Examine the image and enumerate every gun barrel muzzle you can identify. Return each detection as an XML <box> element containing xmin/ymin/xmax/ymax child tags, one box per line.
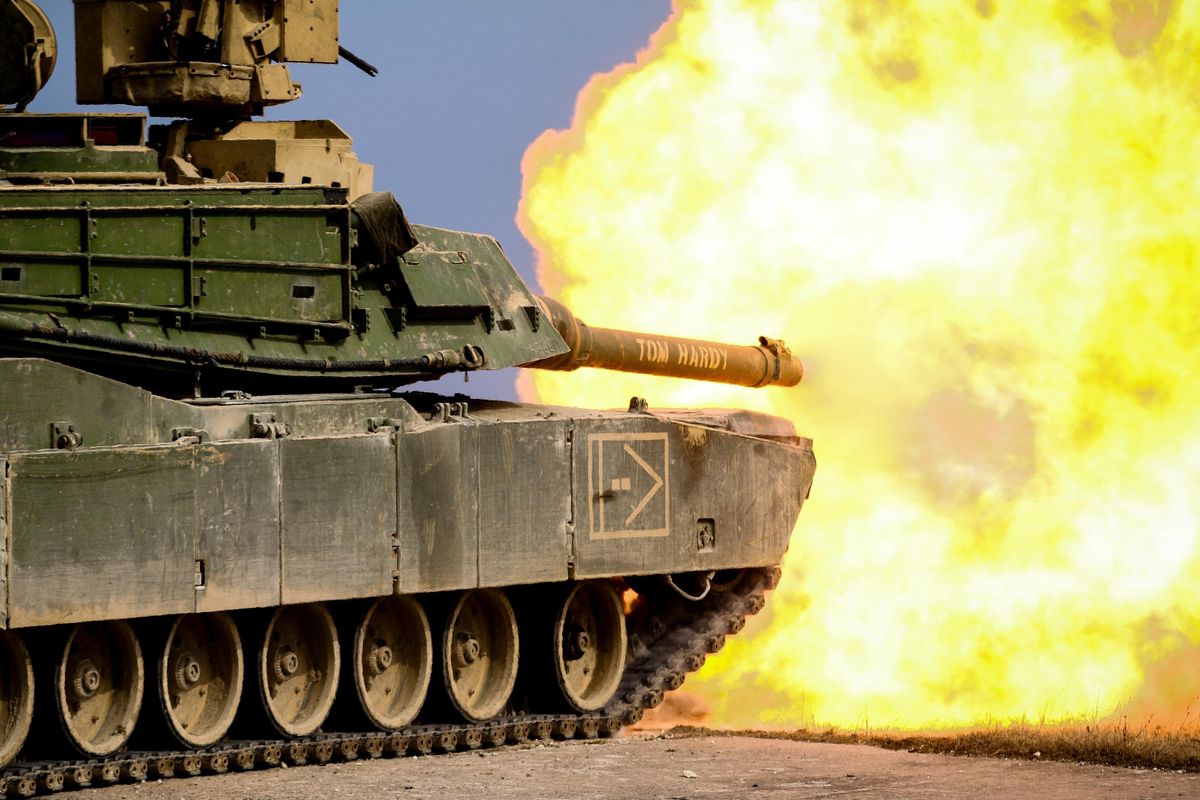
<box><xmin>528</xmin><ymin>296</ymin><xmax>802</xmax><ymax>388</ymax></box>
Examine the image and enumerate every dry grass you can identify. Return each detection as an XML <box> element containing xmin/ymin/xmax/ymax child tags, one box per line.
<box><xmin>663</xmin><ymin>719</ymin><xmax>1200</xmax><ymax>772</ymax></box>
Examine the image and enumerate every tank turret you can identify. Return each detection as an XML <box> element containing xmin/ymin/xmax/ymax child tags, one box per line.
<box><xmin>0</xmin><ymin>182</ymin><xmax>803</xmax><ymax>396</ymax></box>
<box><xmin>0</xmin><ymin>1</ymin><xmax>803</xmax><ymax>396</ymax></box>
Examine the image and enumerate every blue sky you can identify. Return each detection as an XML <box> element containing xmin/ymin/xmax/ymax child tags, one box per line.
<box><xmin>30</xmin><ymin>2</ymin><xmax>672</xmax><ymax>398</ymax></box>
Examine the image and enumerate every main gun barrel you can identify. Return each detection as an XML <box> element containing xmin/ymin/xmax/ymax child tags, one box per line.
<box><xmin>530</xmin><ymin>296</ymin><xmax>802</xmax><ymax>388</ymax></box>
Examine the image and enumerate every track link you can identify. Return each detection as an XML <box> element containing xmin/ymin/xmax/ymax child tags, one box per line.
<box><xmin>0</xmin><ymin>568</ymin><xmax>778</xmax><ymax>797</ymax></box>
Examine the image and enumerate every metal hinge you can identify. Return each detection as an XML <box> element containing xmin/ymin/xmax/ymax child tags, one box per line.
<box><xmin>172</xmin><ymin>427</ymin><xmax>211</xmax><ymax>444</ymax></box>
<box><xmin>523</xmin><ymin>304</ymin><xmax>541</xmax><ymax>332</ymax></box>
<box><xmin>50</xmin><ymin>421</ymin><xmax>82</xmax><ymax>450</ymax></box>
<box><xmin>245</xmin><ymin>21</ymin><xmax>280</xmax><ymax>60</ymax></box>
<box><xmin>565</xmin><ymin>520</ymin><xmax>576</xmax><ymax>577</ymax></box>
<box><xmin>250</xmin><ymin>413</ymin><xmax>291</xmax><ymax>439</ymax></box>
<box><xmin>366</xmin><ymin>417</ymin><xmax>402</xmax><ymax>434</ymax></box>
<box><xmin>430</xmin><ymin>402</ymin><xmax>471</xmax><ymax>423</ymax></box>
<box><xmin>389</xmin><ymin>305</ymin><xmax>408</xmax><ymax>332</ymax></box>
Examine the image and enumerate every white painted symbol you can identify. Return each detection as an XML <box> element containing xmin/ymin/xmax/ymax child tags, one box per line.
<box><xmin>587</xmin><ymin>432</ymin><xmax>670</xmax><ymax>540</ymax></box>
<box><xmin>622</xmin><ymin>444</ymin><xmax>664</xmax><ymax>525</ymax></box>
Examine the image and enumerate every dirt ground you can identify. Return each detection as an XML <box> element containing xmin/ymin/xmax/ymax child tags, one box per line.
<box><xmin>73</xmin><ymin>732</ymin><xmax>1200</xmax><ymax>800</ymax></box>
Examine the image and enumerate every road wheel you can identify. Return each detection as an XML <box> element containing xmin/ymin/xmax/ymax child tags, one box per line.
<box><xmin>258</xmin><ymin>604</ymin><xmax>339</xmax><ymax>736</ymax></box>
<box><xmin>0</xmin><ymin>631</ymin><xmax>33</xmax><ymax>767</ymax></box>
<box><xmin>158</xmin><ymin>612</ymin><xmax>243</xmax><ymax>747</ymax></box>
<box><xmin>552</xmin><ymin>581</ymin><xmax>627</xmax><ymax>711</ymax></box>
<box><xmin>351</xmin><ymin>595</ymin><xmax>432</xmax><ymax>730</ymax></box>
<box><xmin>56</xmin><ymin>621</ymin><xmax>143</xmax><ymax>756</ymax></box>
<box><xmin>439</xmin><ymin>589</ymin><xmax>518</xmax><ymax>722</ymax></box>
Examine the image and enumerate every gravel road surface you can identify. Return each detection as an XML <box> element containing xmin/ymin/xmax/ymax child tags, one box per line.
<box><xmin>73</xmin><ymin>733</ymin><xmax>1200</xmax><ymax>799</ymax></box>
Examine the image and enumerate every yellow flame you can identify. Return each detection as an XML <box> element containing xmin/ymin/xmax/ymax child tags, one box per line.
<box><xmin>518</xmin><ymin>0</ymin><xmax>1200</xmax><ymax>729</ymax></box>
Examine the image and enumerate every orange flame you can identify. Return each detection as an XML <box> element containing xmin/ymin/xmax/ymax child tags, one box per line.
<box><xmin>518</xmin><ymin>0</ymin><xmax>1200</xmax><ymax>729</ymax></box>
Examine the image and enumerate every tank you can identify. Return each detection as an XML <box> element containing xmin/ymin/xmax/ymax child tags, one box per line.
<box><xmin>0</xmin><ymin>1</ymin><xmax>816</xmax><ymax>790</ymax></box>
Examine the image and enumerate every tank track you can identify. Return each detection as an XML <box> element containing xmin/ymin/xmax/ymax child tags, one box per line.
<box><xmin>0</xmin><ymin>568</ymin><xmax>778</xmax><ymax>797</ymax></box>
